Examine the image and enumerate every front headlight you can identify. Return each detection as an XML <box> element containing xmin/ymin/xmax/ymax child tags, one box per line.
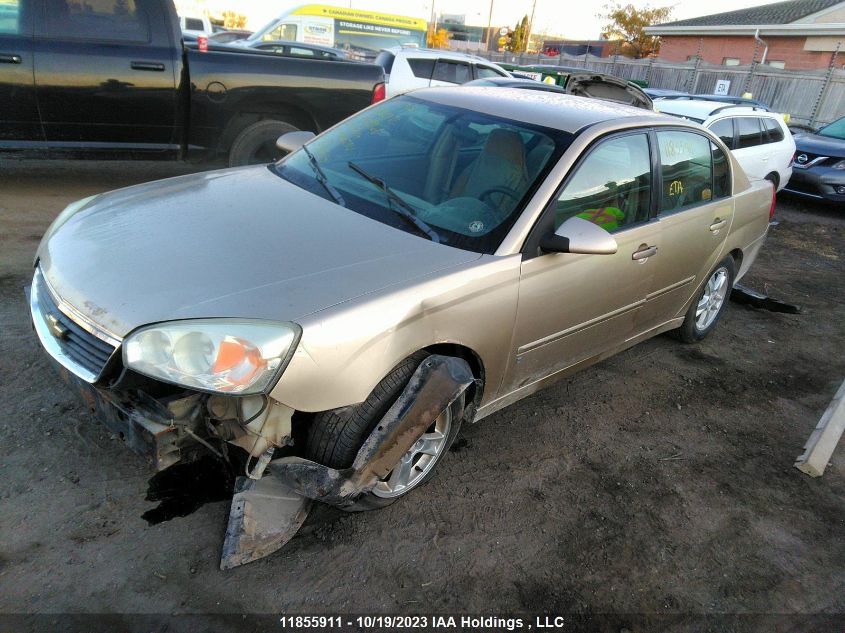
<box><xmin>123</xmin><ymin>319</ymin><xmax>301</xmax><ymax>394</ymax></box>
<box><xmin>831</xmin><ymin>160</ymin><xmax>845</xmax><ymax>170</ymax></box>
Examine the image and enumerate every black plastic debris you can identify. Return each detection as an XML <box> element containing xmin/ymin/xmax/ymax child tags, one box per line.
<box><xmin>730</xmin><ymin>284</ymin><xmax>802</xmax><ymax>314</ymax></box>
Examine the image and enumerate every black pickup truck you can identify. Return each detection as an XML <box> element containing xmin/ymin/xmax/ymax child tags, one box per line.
<box><xmin>0</xmin><ymin>0</ymin><xmax>385</xmax><ymax>165</ymax></box>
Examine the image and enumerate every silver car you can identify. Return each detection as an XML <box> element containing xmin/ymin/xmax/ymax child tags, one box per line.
<box><xmin>30</xmin><ymin>88</ymin><xmax>775</xmax><ymax>567</ymax></box>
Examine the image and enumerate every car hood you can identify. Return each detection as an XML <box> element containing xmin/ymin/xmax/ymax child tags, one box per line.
<box><xmin>794</xmin><ymin>132</ymin><xmax>845</xmax><ymax>159</ymax></box>
<box><xmin>38</xmin><ymin>166</ymin><xmax>480</xmax><ymax>338</ymax></box>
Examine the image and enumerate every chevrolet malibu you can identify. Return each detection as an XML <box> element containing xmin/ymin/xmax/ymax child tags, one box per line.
<box><xmin>30</xmin><ymin>88</ymin><xmax>775</xmax><ymax>567</ymax></box>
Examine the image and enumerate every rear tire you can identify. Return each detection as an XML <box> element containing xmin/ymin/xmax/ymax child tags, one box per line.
<box><xmin>228</xmin><ymin>119</ymin><xmax>299</xmax><ymax>167</ymax></box>
<box><xmin>677</xmin><ymin>256</ymin><xmax>735</xmax><ymax>343</ymax></box>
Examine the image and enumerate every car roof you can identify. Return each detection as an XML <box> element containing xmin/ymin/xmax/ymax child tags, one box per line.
<box><xmin>654</xmin><ymin>98</ymin><xmax>772</xmax><ymax>119</ymax></box>
<box><xmin>412</xmin><ymin>87</ymin><xmax>666</xmax><ymax>133</ymax></box>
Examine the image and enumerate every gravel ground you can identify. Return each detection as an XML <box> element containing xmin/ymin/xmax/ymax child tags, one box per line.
<box><xmin>0</xmin><ymin>160</ymin><xmax>843</xmax><ymax>623</ymax></box>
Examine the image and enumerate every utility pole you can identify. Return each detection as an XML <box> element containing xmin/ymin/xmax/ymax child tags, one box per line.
<box><xmin>525</xmin><ymin>0</ymin><xmax>538</xmax><ymax>53</ymax></box>
<box><xmin>486</xmin><ymin>0</ymin><xmax>494</xmax><ymax>50</ymax></box>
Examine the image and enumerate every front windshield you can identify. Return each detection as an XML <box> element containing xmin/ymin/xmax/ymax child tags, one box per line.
<box><xmin>273</xmin><ymin>96</ymin><xmax>572</xmax><ymax>254</ymax></box>
<box><xmin>818</xmin><ymin>116</ymin><xmax>845</xmax><ymax>140</ymax></box>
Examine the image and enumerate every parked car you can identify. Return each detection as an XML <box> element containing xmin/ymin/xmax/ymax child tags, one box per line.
<box><xmin>375</xmin><ymin>47</ymin><xmax>510</xmax><ymax>97</ymax></box>
<box><xmin>466</xmin><ymin>75</ymin><xmax>653</xmax><ymax>110</ymax></box>
<box><xmin>501</xmin><ymin>63</ymin><xmax>649</xmax><ymax>89</ymax></box>
<box><xmin>654</xmin><ymin>99</ymin><xmax>794</xmax><ymax>191</ymax></box>
<box><xmin>654</xmin><ymin>93</ymin><xmax>771</xmax><ymax>109</ymax></box>
<box><xmin>0</xmin><ymin>0</ymin><xmax>385</xmax><ymax>166</ymax></box>
<box><xmin>30</xmin><ymin>87</ymin><xmax>775</xmax><ymax>567</ymax></box>
<box><xmin>244</xmin><ymin>39</ymin><xmax>349</xmax><ymax>61</ymax></box>
<box><xmin>784</xmin><ymin>116</ymin><xmax>845</xmax><ymax>204</ymax></box>
<box><xmin>208</xmin><ymin>29</ymin><xmax>252</xmax><ymax>44</ymax></box>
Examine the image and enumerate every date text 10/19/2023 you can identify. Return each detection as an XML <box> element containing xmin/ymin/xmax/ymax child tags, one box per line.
<box><xmin>278</xmin><ymin>616</ymin><xmax>572</xmax><ymax>630</ymax></box>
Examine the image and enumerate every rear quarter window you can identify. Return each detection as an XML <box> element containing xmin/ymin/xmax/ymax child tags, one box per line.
<box><xmin>763</xmin><ymin>117</ymin><xmax>785</xmax><ymax>143</ymax></box>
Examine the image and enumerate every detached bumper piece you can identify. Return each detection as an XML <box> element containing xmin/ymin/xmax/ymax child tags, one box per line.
<box><xmin>220</xmin><ymin>355</ymin><xmax>474</xmax><ymax>569</ymax></box>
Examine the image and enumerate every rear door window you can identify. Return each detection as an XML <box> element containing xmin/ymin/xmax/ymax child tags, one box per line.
<box><xmin>407</xmin><ymin>57</ymin><xmax>435</xmax><ymax>79</ymax></box>
<box><xmin>45</xmin><ymin>0</ymin><xmax>149</xmax><ymax>41</ymax></box>
<box><xmin>763</xmin><ymin>117</ymin><xmax>784</xmax><ymax>143</ymax></box>
<box><xmin>432</xmin><ymin>59</ymin><xmax>472</xmax><ymax>84</ymax></box>
<box><xmin>709</xmin><ymin>118</ymin><xmax>735</xmax><ymax>149</ymax></box>
<box><xmin>657</xmin><ymin>130</ymin><xmax>715</xmax><ymax>213</ymax></box>
<box><xmin>737</xmin><ymin>117</ymin><xmax>763</xmax><ymax>149</ymax></box>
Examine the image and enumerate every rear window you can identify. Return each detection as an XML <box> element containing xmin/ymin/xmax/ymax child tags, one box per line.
<box><xmin>763</xmin><ymin>117</ymin><xmax>785</xmax><ymax>143</ymax></box>
<box><xmin>408</xmin><ymin>58</ymin><xmax>435</xmax><ymax>79</ymax></box>
<box><xmin>184</xmin><ymin>17</ymin><xmax>204</xmax><ymax>31</ymax></box>
<box><xmin>737</xmin><ymin>117</ymin><xmax>762</xmax><ymax>149</ymax></box>
<box><xmin>375</xmin><ymin>51</ymin><xmax>395</xmax><ymax>74</ymax></box>
<box><xmin>46</xmin><ymin>0</ymin><xmax>149</xmax><ymax>41</ymax></box>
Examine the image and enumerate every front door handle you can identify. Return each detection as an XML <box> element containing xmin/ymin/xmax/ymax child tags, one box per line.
<box><xmin>710</xmin><ymin>218</ymin><xmax>728</xmax><ymax>233</ymax></box>
<box><xmin>0</xmin><ymin>54</ymin><xmax>22</xmax><ymax>64</ymax></box>
<box><xmin>130</xmin><ymin>61</ymin><xmax>165</xmax><ymax>71</ymax></box>
<box><xmin>632</xmin><ymin>245</ymin><xmax>658</xmax><ymax>261</ymax></box>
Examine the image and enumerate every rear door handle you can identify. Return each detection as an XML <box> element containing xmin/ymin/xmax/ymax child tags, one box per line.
<box><xmin>710</xmin><ymin>218</ymin><xmax>728</xmax><ymax>232</ymax></box>
<box><xmin>0</xmin><ymin>54</ymin><xmax>22</xmax><ymax>64</ymax></box>
<box><xmin>632</xmin><ymin>245</ymin><xmax>658</xmax><ymax>261</ymax></box>
<box><xmin>130</xmin><ymin>61</ymin><xmax>165</xmax><ymax>71</ymax></box>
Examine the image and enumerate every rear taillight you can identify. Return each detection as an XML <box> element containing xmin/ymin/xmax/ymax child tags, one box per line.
<box><xmin>769</xmin><ymin>181</ymin><xmax>777</xmax><ymax>221</ymax></box>
<box><xmin>371</xmin><ymin>82</ymin><xmax>386</xmax><ymax>104</ymax></box>
<box><xmin>198</xmin><ymin>35</ymin><xmax>208</xmax><ymax>52</ymax></box>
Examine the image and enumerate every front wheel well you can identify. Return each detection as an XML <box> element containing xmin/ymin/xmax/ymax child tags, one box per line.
<box><xmin>219</xmin><ymin>105</ymin><xmax>318</xmax><ymax>154</ymax></box>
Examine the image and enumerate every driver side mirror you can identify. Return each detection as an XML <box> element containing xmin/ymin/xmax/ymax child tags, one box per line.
<box><xmin>540</xmin><ymin>216</ymin><xmax>618</xmax><ymax>255</ymax></box>
<box><xmin>276</xmin><ymin>131</ymin><xmax>316</xmax><ymax>154</ymax></box>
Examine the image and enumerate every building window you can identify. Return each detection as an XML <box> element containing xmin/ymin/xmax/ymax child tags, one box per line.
<box><xmin>723</xmin><ymin>58</ymin><xmax>741</xmax><ymax>66</ymax></box>
<box><xmin>767</xmin><ymin>60</ymin><xmax>786</xmax><ymax>69</ymax></box>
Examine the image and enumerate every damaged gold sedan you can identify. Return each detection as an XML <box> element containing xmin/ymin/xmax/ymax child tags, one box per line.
<box><xmin>30</xmin><ymin>88</ymin><xmax>775</xmax><ymax>568</ymax></box>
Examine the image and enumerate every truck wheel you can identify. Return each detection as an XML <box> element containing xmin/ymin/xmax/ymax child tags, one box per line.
<box><xmin>304</xmin><ymin>351</ymin><xmax>462</xmax><ymax>511</ymax></box>
<box><xmin>228</xmin><ymin>119</ymin><xmax>299</xmax><ymax>167</ymax></box>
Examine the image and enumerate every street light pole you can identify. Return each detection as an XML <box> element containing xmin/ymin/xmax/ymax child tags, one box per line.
<box><xmin>486</xmin><ymin>0</ymin><xmax>494</xmax><ymax>49</ymax></box>
<box><xmin>526</xmin><ymin>0</ymin><xmax>537</xmax><ymax>52</ymax></box>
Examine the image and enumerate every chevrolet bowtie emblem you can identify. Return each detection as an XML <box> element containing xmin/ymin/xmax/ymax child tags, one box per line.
<box><xmin>45</xmin><ymin>313</ymin><xmax>69</xmax><ymax>340</ymax></box>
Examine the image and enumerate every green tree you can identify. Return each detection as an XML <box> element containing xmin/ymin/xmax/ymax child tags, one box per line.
<box><xmin>599</xmin><ymin>3</ymin><xmax>673</xmax><ymax>58</ymax></box>
<box><xmin>506</xmin><ymin>15</ymin><xmax>529</xmax><ymax>53</ymax></box>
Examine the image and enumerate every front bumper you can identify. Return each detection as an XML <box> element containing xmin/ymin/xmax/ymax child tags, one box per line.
<box><xmin>784</xmin><ymin>165</ymin><xmax>845</xmax><ymax>203</ymax></box>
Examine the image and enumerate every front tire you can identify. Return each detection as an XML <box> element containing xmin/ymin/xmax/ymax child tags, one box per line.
<box><xmin>303</xmin><ymin>351</ymin><xmax>462</xmax><ymax>511</ymax></box>
<box><xmin>677</xmin><ymin>256</ymin><xmax>735</xmax><ymax>343</ymax></box>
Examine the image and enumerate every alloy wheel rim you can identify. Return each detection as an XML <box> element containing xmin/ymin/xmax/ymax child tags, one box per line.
<box><xmin>695</xmin><ymin>267</ymin><xmax>729</xmax><ymax>331</ymax></box>
<box><xmin>372</xmin><ymin>407</ymin><xmax>452</xmax><ymax>498</ymax></box>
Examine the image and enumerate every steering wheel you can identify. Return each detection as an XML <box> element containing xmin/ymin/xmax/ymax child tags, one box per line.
<box><xmin>478</xmin><ymin>186</ymin><xmax>521</xmax><ymax>205</ymax></box>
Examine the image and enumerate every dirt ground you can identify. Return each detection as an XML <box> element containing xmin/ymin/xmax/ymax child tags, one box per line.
<box><xmin>1</xmin><ymin>159</ymin><xmax>843</xmax><ymax>621</ymax></box>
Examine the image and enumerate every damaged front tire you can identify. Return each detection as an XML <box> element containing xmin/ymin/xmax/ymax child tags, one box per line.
<box><xmin>304</xmin><ymin>351</ymin><xmax>462</xmax><ymax>510</ymax></box>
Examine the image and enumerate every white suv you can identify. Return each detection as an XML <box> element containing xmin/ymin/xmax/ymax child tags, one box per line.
<box><xmin>375</xmin><ymin>47</ymin><xmax>510</xmax><ymax>98</ymax></box>
<box><xmin>654</xmin><ymin>99</ymin><xmax>794</xmax><ymax>191</ymax></box>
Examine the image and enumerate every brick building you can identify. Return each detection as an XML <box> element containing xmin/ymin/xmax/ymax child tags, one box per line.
<box><xmin>645</xmin><ymin>0</ymin><xmax>845</xmax><ymax>70</ymax></box>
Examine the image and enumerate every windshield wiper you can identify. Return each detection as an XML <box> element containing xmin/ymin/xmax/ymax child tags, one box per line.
<box><xmin>347</xmin><ymin>161</ymin><xmax>441</xmax><ymax>243</ymax></box>
<box><xmin>303</xmin><ymin>146</ymin><xmax>346</xmax><ymax>207</ymax></box>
